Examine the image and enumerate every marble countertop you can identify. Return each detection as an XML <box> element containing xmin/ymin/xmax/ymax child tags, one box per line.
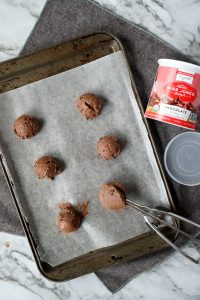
<box><xmin>0</xmin><ymin>232</ymin><xmax>200</xmax><ymax>300</ymax></box>
<box><xmin>0</xmin><ymin>0</ymin><xmax>200</xmax><ymax>299</ymax></box>
<box><xmin>93</xmin><ymin>0</ymin><xmax>200</xmax><ymax>63</ymax></box>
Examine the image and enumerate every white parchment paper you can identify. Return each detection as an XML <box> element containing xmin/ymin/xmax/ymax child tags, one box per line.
<box><xmin>0</xmin><ymin>51</ymin><xmax>169</xmax><ymax>266</ymax></box>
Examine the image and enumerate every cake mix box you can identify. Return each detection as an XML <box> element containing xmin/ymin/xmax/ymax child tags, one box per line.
<box><xmin>145</xmin><ymin>59</ymin><xmax>200</xmax><ymax>130</ymax></box>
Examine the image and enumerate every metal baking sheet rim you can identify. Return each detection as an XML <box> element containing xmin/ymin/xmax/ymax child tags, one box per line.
<box><xmin>0</xmin><ymin>32</ymin><xmax>178</xmax><ymax>281</ymax></box>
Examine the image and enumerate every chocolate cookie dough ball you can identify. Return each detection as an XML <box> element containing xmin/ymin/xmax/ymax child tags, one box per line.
<box><xmin>97</xmin><ymin>136</ymin><xmax>120</xmax><ymax>160</ymax></box>
<box><xmin>14</xmin><ymin>114</ymin><xmax>40</xmax><ymax>139</ymax></box>
<box><xmin>57</xmin><ymin>203</ymin><xmax>82</xmax><ymax>233</ymax></box>
<box><xmin>76</xmin><ymin>93</ymin><xmax>101</xmax><ymax>120</ymax></box>
<box><xmin>34</xmin><ymin>156</ymin><xmax>62</xmax><ymax>180</ymax></box>
<box><xmin>99</xmin><ymin>182</ymin><xmax>126</xmax><ymax>211</ymax></box>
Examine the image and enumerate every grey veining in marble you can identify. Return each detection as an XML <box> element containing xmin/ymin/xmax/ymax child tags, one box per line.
<box><xmin>92</xmin><ymin>0</ymin><xmax>200</xmax><ymax>63</ymax></box>
<box><xmin>0</xmin><ymin>0</ymin><xmax>46</xmax><ymax>61</ymax></box>
<box><xmin>0</xmin><ymin>232</ymin><xmax>200</xmax><ymax>299</ymax></box>
<box><xmin>0</xmin><ymin>0</ymin><xmax>200</xmax><ymax>64</ymax></box>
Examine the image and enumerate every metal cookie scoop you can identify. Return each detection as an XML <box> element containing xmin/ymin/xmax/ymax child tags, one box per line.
<box><xmin>126</xmin><ymin>199</ymin><xmax>200</xmax><ymax>264</ymax></box>
<box><xmin>98</xmin><ymin>182</ymin><xmax>200</xmax><ymax>263</ymax></box>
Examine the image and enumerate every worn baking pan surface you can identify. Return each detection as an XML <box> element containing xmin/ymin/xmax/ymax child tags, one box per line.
<box><xmin>0</xmin><ymin>34</ymin><xmax>176</xmax><ymax>280</ymax></box>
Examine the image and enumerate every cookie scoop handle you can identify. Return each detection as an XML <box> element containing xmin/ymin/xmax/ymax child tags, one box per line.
<box><xmin>126</xmin><ymin>199</ymin><xmax>200</xmax><ymax>264</ymax></box>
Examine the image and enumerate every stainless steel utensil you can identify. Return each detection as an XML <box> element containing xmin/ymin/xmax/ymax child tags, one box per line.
<box><xmin>126</xmin><ymin>199</ymin><xmax>200</xmax><ymax>264</ymax></box>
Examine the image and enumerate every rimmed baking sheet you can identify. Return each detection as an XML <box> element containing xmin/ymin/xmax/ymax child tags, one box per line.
<box><xmin>0</xmin><ymin>51</ymin><xmax>169</xmax><ymax>266</ymax></box>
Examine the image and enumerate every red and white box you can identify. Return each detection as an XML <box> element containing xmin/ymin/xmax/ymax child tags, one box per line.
<box><xmin>145</xmin><ymin>59</ymin><xmax>200</xmax><ymax>130</ymax></box>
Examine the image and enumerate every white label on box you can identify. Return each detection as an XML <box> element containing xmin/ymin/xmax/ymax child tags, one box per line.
<box><xmin>176</xmin><ymin>69</ymin><xmax>194</xmax><ymax>84</ymax></box>
<box><xmin>159</xmin><ymin>103</ymin><xmax>191</xmax><ymax>120</ymax></box>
